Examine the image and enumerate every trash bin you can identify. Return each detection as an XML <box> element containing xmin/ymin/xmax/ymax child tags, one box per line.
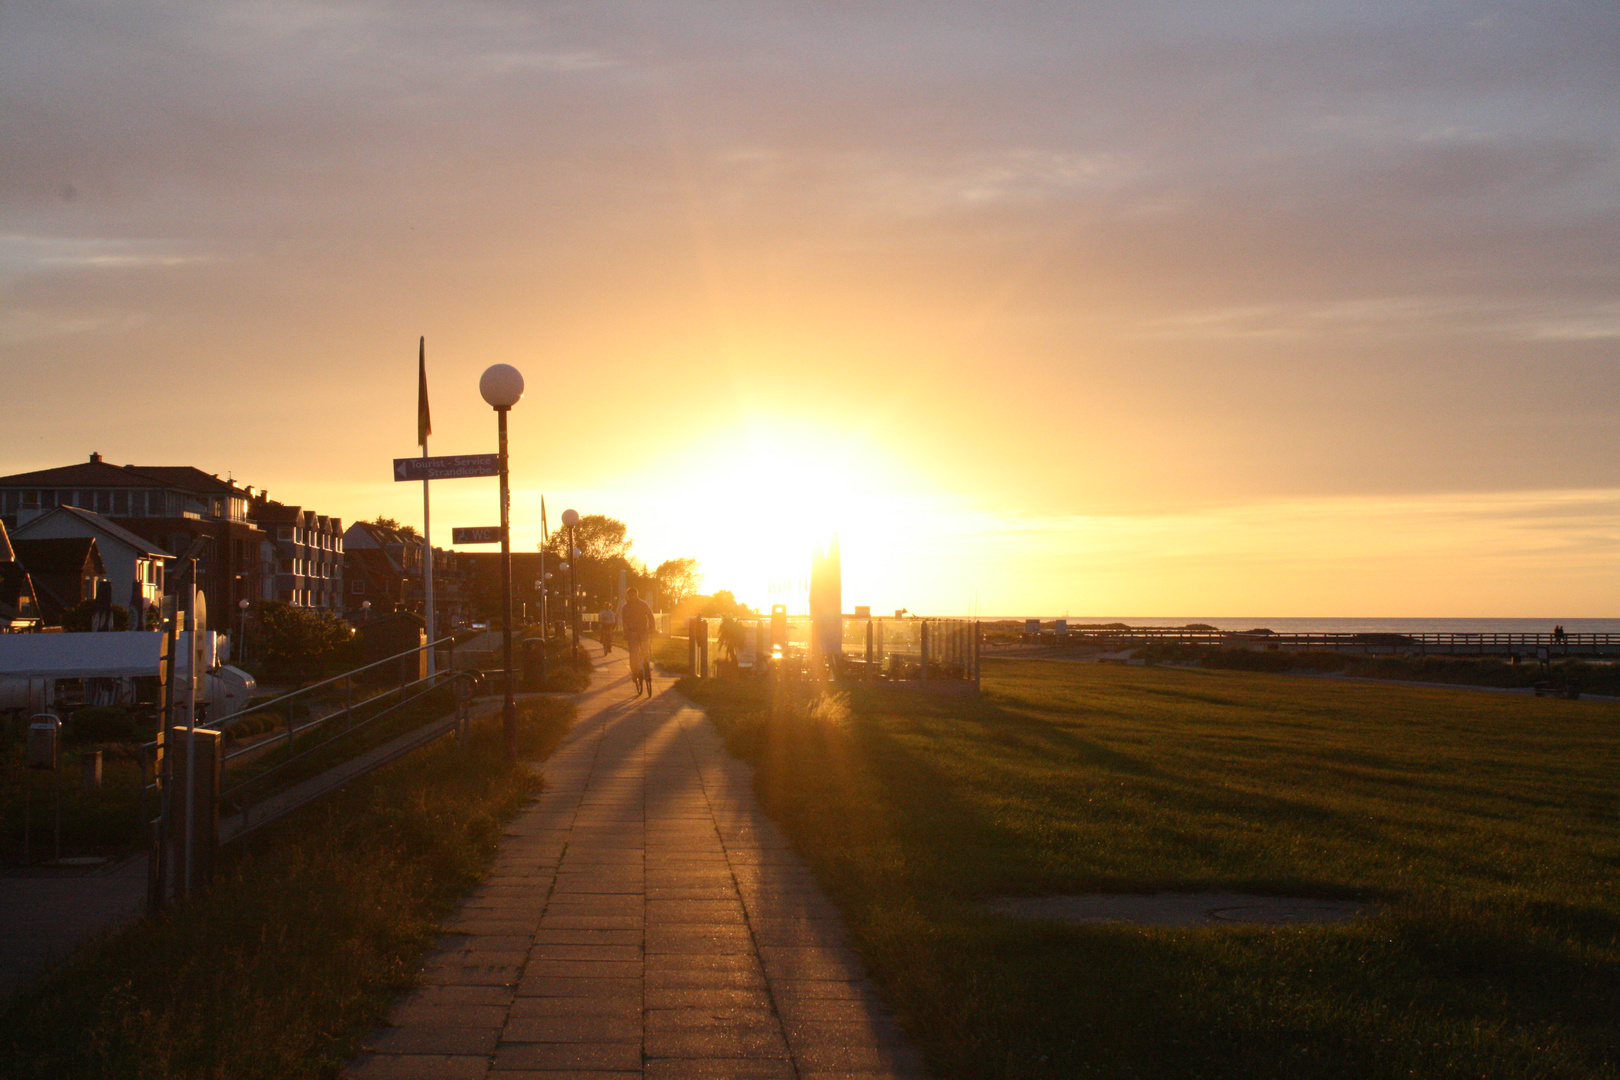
<box><xmin>27</xmin><ymin>714</ymin><xmax>60</xmax><ymax>770</ymax></box>
<box><xmin>521</xmin><ymin>638</ymin><xmax>547</xmax><ymax>691</ymax></box>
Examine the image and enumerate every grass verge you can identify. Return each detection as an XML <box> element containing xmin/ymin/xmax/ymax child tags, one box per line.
<box><xmin>682</xmin><ymin>660</ymin><xmax>1620</xmax><ymax>1079</ymax></box>
<box><xmin>0</xmin><ymin>696</ymin><xmax>572</xmax><ymax>1080</ymax></box>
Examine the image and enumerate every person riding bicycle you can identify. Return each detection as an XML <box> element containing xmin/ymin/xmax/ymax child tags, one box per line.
<box><xmin>621</xmin><ymin>587</ymin><xmax>656</xmax><ymax>696</ymax></box>
<box><xmin>598</xmin><ymin>603</ymin><xmax>616</xmax><ymax>656</ymax></box>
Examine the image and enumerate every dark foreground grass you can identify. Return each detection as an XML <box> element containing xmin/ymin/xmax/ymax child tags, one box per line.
<box><xmin>0</xmin><ymin>697</ymin><xmax>571</xmax><ymax>1080</ymax></box>
<box><xmin>683</xmin><ymin>660</ymin><xmax>1620</xmax><ymax>1079</ymax></box>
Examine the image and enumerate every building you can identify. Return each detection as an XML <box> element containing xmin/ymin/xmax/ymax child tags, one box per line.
<box><xmin>342</xmin><ymin>520</ymin><xmax>421</xmax><ymax>617</ymax></box>
<box><xmin>0</xmin><ymin>454</ymin><xmax>265</xmax><ymax>621</ymax></box>
<box><xmin>11</xmin><ymin>536</ymin><xmax>106</xmax><ymax>626</ymax></box>
<box><xmin>252</xmin><ymin>499</ymin><xmax>344</xmax><ymax>609</ymax></box>
<box><xmin>0</xmin><ymin>520</ymin><xmax>43</xmax><ymax>631</ymax></box>
<box><xmin>342</xmin><ymin>520</ymin><xmax>469</xmax><ymax>635</ymax></box>
<box><xmin>457</xmin><ymin>551</ymin><xmax>548</xmax><ymax>627</ymax></box>
<box><xmin>12</xmin><ymin>505</ymin><xmax>171</xmax><ymax>621</ymax></box>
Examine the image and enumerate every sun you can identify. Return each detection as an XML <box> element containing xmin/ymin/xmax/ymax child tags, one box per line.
<box><xmin>660</xmin><ymin>422</ymin><xmax>910</xmax><ymax>613</ymax></box>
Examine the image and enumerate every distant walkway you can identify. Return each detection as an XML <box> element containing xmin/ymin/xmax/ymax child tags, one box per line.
<box><xmin>344</xmin><ymin>653</ymin><xmax>928</xmax><ymax>1079</ymax></box>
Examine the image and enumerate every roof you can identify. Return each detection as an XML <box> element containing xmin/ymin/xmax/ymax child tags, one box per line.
<box><xmin>254</xmin><ymin>500</ymin><xmax>304</xmax><ymax>523</ymax></box>
<box><xmin>0</xmin><ymin>459</ymin><xmax>166</xmax><ymax>489</ymax></box>
<box><xmin>0</xmin><ymin>564</ymin><xmax>40</xmax><ymax>622</ymax></box>
<box><xmin>13</xmin><ymin>505</ymin><xmax>174</xmax><ymax>559</ymax></box>
<box><xmin>0</xmin><ymin>456</ymin><xmax>250</xmax><ymax>497</ymax></box>
<box><xmin>0</xmin><ymin>519</ymin><xmax>11</xmax><ymax>562</ymax></box>
<box><xmin>126</xmin><ymin>466</ymin><xmax>245</xmax><ymax>496</ymax></box>
<box><xmin>12</xmin><ymin>536</ymin><xmax>103</xmax><ymax>577</ymax></box>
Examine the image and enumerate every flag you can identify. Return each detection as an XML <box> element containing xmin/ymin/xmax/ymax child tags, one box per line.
<box><xmin>417</xmin><ymin>336</ymin><xmax>431</xmax><ymax>446</ymax></box>
<box><xmin>541</xmin><ymin>496</ymin><xmax>549</xmax><ymax>545</ymax></box>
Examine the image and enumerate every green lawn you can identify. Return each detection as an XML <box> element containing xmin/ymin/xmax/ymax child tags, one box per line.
<box><xmin>683</xmin><ymin>659</ymin><xmax>1620</xmax><ymax>1079</ymax></box>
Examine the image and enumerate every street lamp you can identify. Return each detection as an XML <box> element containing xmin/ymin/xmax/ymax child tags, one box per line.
<box><xmin>481</xmin><ymin>363</ymin><xmax>525</xmax><ymax>760</ymax></box>
<box><xmin>561</xmin><ymin>509</ymin><xmax>580</xmax><ymax>658</ymax></box>
<box><xmin>237</xmin><ymin>598</ymin><xmax>250</xmax><ymax>665</ymax></box>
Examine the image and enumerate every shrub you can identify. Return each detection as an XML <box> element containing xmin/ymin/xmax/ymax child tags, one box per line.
<box><xmin>68</xmin><ymin>706</ymin><xmax>135</xmax><ymax>744</ymax></box>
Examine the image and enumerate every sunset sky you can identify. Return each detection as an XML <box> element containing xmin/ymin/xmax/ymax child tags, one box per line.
<box><xmin>3</xmin><ymin>1</ymin><xmax>1617</xmax><ymax>616</ymax></box>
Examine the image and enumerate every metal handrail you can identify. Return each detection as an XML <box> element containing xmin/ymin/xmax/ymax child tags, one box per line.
<box><xmin>209</xmin><ymin>634</ymin><xmax>458</xmax><ymax>732</ymax></box>
<box><xmin>217</xmin><ymin>666</ymin><xmax>470</xmax><ymax>813</ymax></box>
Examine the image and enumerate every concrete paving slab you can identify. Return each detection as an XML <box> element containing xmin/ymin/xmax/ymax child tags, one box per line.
<box><xmin>343</xmin><ymin>655</ymin><xmax>928</xmax><ymax>1079</ymax></box>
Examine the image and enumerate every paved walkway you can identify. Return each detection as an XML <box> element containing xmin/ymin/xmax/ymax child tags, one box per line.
<box><xmin>345</xmin><ymin>654</ymin><xmax>928</xmax><ymax>1080</ymax></box>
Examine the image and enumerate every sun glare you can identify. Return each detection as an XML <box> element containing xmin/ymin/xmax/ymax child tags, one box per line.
<box><xmin>663</xmin><ymin>422</ymin><xmax>918</xmax><ymax>613</ymax></box>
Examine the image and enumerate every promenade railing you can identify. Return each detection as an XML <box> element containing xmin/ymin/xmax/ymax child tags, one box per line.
<box><xmin>686</xmin><ymin>615</ymin><xmax>980</xmax><ymax>684</ymax></box>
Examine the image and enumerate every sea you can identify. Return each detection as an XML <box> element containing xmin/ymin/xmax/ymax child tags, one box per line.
<box><xmin>983</xmin><ymin>618</ymin><xmax>1620</xmax><ymax>635</ymax></box>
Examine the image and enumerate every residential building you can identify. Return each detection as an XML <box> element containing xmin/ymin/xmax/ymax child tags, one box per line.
<box><xmin>253</xmin><ymin>499</ymin><xmax>344</xmax><ymax>609</ymax></box>
<box><xmin>0</xmin><ymin>520</ymin><xmax>42</xmax><ymax>631</ymax></box>
<box><xmin>457</xmin><ymin>551</ymin><xmax>549</xmax><ymax>626</ymax></box>
<box><xmin>11</xmin><ymin>536</ymin><xmax>106</xmax><ymax>626</ymax></box>
<box><xmin>342</xmin><ymin>520</ymin><xmax>421</xmax><ymax>617</ymax></box>
<box><xmin>341</xmin><ymin>520</ymin><xmax>467</xmax><ymax>635</ymax></box>
<box><xmin>12</xmin><ymin>505</ymin><xmax>171</xmax><ymax>621</ymax></box>
<box><xmin>0</xmin><ymin>454</ymin><xmax>265</xmax><ymax>621</ymax></box>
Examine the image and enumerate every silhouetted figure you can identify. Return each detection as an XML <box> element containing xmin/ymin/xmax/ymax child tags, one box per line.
<box><xmin>621</xmin><ymin>587</ymin><xmax>655</xmax><ymax>696</ymax></box>
<box><xmin>599</xmin><ymin>604</ymin><xmax>616</xmax><ymax>655</ymax></box>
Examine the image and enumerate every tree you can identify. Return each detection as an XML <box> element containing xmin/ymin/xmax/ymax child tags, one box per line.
<box><xmin>371</xmin><ymin>515</ymin><xmax>420</xmax><ymax>539</ymax></box>
<box><xmin>543</xmin><ymin>514</ymin><xmax>630</xmax><ymax>563</ymax></box>
<box><xmin>257</xmin><ymin>602</ymin><xmax>352</xmax><ymax>674</ymax></box>
<box><xmin>653</xmin><ymin>557</ymin><xmax>701</xmax><ymax>604</ymax></box>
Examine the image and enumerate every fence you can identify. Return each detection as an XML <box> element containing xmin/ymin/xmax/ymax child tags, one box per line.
<box><xmin>685</xmin><ymin>615</ymin><xmax>980</xmax><ymax>686</ymax></box>
<box><xmin>1041</xmin><ymin>627</ymin><xmax>1620</xmax><ymax>657</ymax></box>
<box><xmin>138</xmin><ymin>635</ymin><xmax>475</xmax><ymax>907</ymax></box>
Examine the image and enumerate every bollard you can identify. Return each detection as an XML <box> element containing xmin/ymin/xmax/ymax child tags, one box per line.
<box><xmin>82</xmin><ymin>749</ymin><xmax>103</xmax><ymax>793</ymax></box>
<box><xmin>167</xmin><ymin>727</ymin><xmax>223</xmax><ymax>895</ymax></box>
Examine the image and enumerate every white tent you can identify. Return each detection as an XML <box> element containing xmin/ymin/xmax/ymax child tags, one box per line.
<box><xmin>0</xmin><ymin>631</ymin><xmax>216</xmax><ymax>678</ymax></box>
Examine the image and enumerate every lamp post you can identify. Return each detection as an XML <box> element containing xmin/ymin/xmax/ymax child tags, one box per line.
<box><xmin>481</xmin><ymin>363</ymin><xmax>525</xmax><ymax>760</ymax></box>
<box><xmin>561</xmin><ymin>509</ymin><xmax>580</xmax><ymax>658</ymax></box>
<box><xmin>237</xmin><ymin>598</ymin><xmax>249</xmax><ymax>665</ymax></box>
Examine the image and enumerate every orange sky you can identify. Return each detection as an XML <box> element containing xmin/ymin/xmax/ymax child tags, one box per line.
<box><xmin>3</xmin><ymin>2</ymin><xmax>1618</xmax><ymax>615</ymax></box>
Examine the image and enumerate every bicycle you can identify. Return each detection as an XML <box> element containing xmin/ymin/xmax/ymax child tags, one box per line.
<box><xmin>627</xmin><ymin>634</ymin><xmax>652</xmax><ymax>697</ymax></box>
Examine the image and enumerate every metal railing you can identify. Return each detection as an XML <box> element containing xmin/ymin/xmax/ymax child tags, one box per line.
<box><xmin>1030</xmin><ymin>627</ymin><xmax>1620</xmax><ymax>655</ymax></box>
<box><xmin>137</xmin><ymin>635</ymin><xmax>480</xmax><ymax>906</ymax></box>
<box><xmin>686</xmin><ymin>615</ymin><xmax>981</xmax><ymax>684</ymax></box>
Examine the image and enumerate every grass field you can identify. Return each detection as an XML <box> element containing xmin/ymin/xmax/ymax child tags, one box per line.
<box><xmin>0</xmin><ymin>697</ymin><xmax>572</xmax><ymax>1080</ymax></box>
<box><xmin>683</xmin><ymin>658</ymin><xmax>1620</xmax><ymax>1079</ymax></box>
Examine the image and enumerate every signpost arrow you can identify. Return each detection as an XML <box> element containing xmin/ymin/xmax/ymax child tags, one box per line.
<box><xmin>452</xmin><ymin>526</ymin><xmax>503</xmax><ymax>545</ymax></box>
<box><xmin>392</xmin><ymin>454</ymin><xmax>500</xmax><ymax>482</ymax></box>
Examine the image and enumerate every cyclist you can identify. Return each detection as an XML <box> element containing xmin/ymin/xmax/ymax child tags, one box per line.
<box><xmin>598</xmin><ymin>603</ymin><xmax>616</xmax><ymax>656</ymax></box>
<box><xmin>621</xmin><ymin>587</ymin><xmax>655</xmax><ymax>696</ymax></box>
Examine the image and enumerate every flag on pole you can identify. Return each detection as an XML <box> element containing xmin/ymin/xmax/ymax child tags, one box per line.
<box><xmin>541</xmin><ymin>496</ymin><xmax>549</xmax><ymax>546</ymax></box>
<box><xmin>417</xmin><ymin>336</ymin><xmax>431</xmax><ymax>446</ymax></box>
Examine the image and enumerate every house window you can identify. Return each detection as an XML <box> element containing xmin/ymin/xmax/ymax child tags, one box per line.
<box><xmin>351</xmin><ymin>580</ymin><xmax>366</xmax><ymax>595</ymax></box>
<box><xmin>113</xmin><ymin>491</ymin><xmax>130</xmax><ymax>514</ymax></box>
<box><xmin>147</xmin><ymin>492</ymin><xmax>164</xmax><ymax>515</ymax></box>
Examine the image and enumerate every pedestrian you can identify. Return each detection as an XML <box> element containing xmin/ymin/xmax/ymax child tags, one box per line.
<box><xmin>599</xmin><ymin>602</ymin><xmax>616</xmax><ymax>656</ymax></box>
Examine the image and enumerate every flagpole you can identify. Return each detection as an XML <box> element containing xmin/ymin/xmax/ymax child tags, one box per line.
<box><xmin>419</xmin><ymin>337</ymin><xmax>436</xmax><ymax>676</ymax></box>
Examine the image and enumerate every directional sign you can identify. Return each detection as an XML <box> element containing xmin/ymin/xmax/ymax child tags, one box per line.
<box><xmin>452</xmin><ymin>526</ymin><xmax>503</xmax><ymax>545</ymax></box>
<box><xmin>392</xmin><ymin>454</ymin><xmax>500</xmax><ymax>482</ymax></box>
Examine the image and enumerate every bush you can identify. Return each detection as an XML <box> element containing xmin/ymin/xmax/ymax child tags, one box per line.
<box><xmin>68</xmin><ymin>706</ymin><xmax>135</xmax><ymax>744</ymax></box>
